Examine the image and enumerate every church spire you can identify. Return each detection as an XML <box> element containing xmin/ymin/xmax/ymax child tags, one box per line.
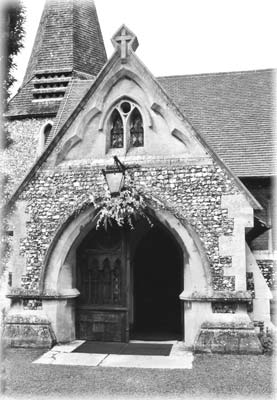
<box><xmin>6</xmin><ymin>0</ymin><xmax>107</xmax><ymax>117</ymax></box>
<box><xmin>23</xmin><ymin>0</ymin><xmax>107</xmax><ymax>84</ymax></box>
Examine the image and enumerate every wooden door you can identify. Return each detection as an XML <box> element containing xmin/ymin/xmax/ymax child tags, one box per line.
<box><xmin>76</xmin><ymin>226</ymin><xmax>128</xmax><ymax>342</ymax></box>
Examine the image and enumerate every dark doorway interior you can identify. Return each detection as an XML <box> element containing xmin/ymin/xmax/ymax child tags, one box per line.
<box><xmin>132</xmin><ymin>225</ymin><xmax>183</xmax><ymax>340</ymax></box>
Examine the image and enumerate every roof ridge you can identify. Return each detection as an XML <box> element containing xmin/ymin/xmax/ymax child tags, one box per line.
<box><xmin>157</xmin><ymin>68</ymin><xmax>276</xmax><ymax>80</ymax></box>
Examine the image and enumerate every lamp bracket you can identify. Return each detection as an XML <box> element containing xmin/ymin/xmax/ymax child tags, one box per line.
<box><xmin>113</xmin><ymin>156</ymin><xmax>127</xmax><ymax>172</ymax></box>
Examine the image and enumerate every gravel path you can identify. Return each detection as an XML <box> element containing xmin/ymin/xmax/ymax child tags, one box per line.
<box><xmin>2</xmin><ymin>348</ymin><xmax>275</xmax><ymax>399</ymax></box>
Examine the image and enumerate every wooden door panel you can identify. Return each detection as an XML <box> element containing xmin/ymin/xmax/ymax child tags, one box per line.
<box><xmin>79</xmin><ymin>254</ymin><xmax>124</xmax><ymax>306</ymax></box>
<box><xmin>76</xmin><ymin>227</ymin><xmax>128</xmax><ymax>342</ymax></box>
<box><xmin>76</xmin><ymin>309</ymin><xmax>127</xmax><ymax>342</ymax></box>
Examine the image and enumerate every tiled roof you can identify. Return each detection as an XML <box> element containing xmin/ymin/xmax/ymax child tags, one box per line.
<box><xmin>6</xmin><ymin>72</ymin><xmax>91</xmax><ymax>119</ymax></box>
<box><xmin>7</xmin><ymin>64</ymin><xmax>275</xmax><ymax>178</ymax></box>
<box><xmin>6</xmin><ymin>0</ymin><xmax>106</xmax><ymax>118</ymax></box>
<box><xmin>23</xmin><ymin>0</ymin><xmax>106</xmax><ymax>85</ymax></box>
<box><xmin>48</xmin><ymin>69</ymin><xmax>276</xmax><ymax>178</ymax></box>
<box><xmin>157</xmin><ymin>69</ymin><xmax>276</xmax><ymax>177</ymax></box>
<box><xmin>6</xmin><ymin>80</ymin><xmax>61</xmax><ymax>118</ymax></box>
<box><xmin>49</xmin><ymin>79</ymin><xmax>93</xmax><ymax>142</ymax></box>
<box><xmin>37</xmin><ymin>69</ymin><xmax>275</xmax><ymax>178</ymax></box>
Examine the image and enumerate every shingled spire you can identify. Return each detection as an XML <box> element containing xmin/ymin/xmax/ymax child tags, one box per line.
<box><xmin>6</xmin><ymin>0</ymin><xmax>107</xmax><ymax>117</ymax></box>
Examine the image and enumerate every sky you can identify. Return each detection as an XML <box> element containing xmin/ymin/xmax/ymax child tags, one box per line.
<box><xmin>11</xmin><ymin>0</ymin><xmax>276</xmax><ymax>96</ymax></box>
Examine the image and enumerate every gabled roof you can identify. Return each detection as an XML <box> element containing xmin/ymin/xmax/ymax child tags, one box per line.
<box><xmin>6</xmin><ymin>0</ymin><xmax>107</xmax><ymax>118</ymax></box>
<box><xmin>6</xmin><ymin>47</ymin><xmax>261</xmax><ymax>211</ymax></box>
<box><xmin>30</xmin><ymin>68</ymin><xmax>276</xmax><ymax>178</ymax></box>
<box><xmin>158</xmin><ymin>69</ymin><xmax>276</xmax><ymax>177</ymax></box>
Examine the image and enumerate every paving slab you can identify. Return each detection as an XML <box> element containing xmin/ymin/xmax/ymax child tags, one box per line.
<box><xmin>51</xmin><ymin>340</ymin><xmax>85</xmax><ymax>353</ymax></box>
<box><xmin>99</xmin><ymin>353</ymin><xmax>193</xmax><ymax>369</ymax></box>
<box><xmin>33</xmin><ymin>340</ymin><xmax>194</xmax><ymax>369</ymax></box>
<box><xmin>34</xmin><ymin>351</ymin><xmax>107</xmax><ymax>366</ymax></box>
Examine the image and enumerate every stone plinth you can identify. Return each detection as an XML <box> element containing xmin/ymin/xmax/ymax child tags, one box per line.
<box><xmin>3</xmin><ymin>313</ymin><xmax>56</xmax><ymax>348</ymax></box>
<box><xmin>194</xmin><ymin>320</ymin><xmax>262</xmax><ymax>354</ymax></box>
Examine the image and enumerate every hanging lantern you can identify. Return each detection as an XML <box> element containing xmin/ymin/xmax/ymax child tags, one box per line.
<box><xmin>102</xmin><ymin>156</ymin><xmax>126</xmax><ymax>196</ymax></box>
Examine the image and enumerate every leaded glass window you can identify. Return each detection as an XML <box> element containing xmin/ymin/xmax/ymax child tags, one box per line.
<box><xmin>110</xmin><ymin>110</ymin><xmax>123</xmax><ymax>148</ymax></box>
<box><xmin>108</xmin><ymin>101</ymin><xmax>144</xmax><ymax>151</ymax></box>
<box><xmin>130</xmin><ymin>108</ymin><xmax>144</xmax><ymax>147</ymax></box>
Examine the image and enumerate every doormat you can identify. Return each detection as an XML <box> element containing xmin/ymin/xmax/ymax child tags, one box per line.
<box><xmin>73</xmin><ymin>341</ymin><xmax>173</xmax><ymax>356</ymax></box>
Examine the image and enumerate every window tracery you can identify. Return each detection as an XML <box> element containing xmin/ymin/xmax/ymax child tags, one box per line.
<box><xmin>108</xmin><ymin>100</ymin><xmax>144</xmax><ymax>150</ymax></box>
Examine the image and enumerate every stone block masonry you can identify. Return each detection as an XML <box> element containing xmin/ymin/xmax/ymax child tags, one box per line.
<box><xmin>12</xmin><ymin>161</ymin><xmax>238</xmax><ymax>293</ymax></box>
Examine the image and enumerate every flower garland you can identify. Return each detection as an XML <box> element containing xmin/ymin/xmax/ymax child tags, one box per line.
<box><xmin>95</xmin><ymin>174</ymin><xmax>153</xmax><ymax>230</ymax></box>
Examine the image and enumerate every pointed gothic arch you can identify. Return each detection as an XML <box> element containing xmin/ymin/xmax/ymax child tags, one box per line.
<box><xmin>110</xmin><ymin>109</ymin><xmax>124</xmax><ymax>148</ymax></box>
<box><xmin>104</xmin><ymin>99</ymin><xmax>146</xmax><ymax>153</ymax></box>
<box><xmin>129</xmin><ymin>107</ymin><xmax>144</xmax><ymax>147</ymax></box>
<box><xmin>41</xmin><ymin>203</ymin><xmax>212</xmax><ymax>343</ymax></box>
<box><xmin>99</xmin><ymin>94</ymin><xmax>152</xmax><ymax>132</ymax></box>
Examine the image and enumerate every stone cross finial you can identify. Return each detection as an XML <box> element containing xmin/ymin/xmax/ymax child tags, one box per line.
<box><xmin>112</xmin><ymin>25</ymin><xmax>139</xmax><ymax>63</ymax></box>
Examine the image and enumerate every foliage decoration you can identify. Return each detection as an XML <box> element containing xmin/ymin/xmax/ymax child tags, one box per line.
<box><xmin>94</xmin><ymin>173</ymin><xmax>153</xmax><ymax>230</ymax></box>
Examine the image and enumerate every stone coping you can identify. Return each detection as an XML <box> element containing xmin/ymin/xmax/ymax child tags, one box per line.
<box><xmin>179</xmin><ymin>290</ymin><xmax>252</xmax><ymax>302</ymax></box>
<box><xmin>7</xmin><ymin>290</ymin><xmax>80</xmax><ymax>300</ymax></box>
<box><xmin>5</xmin><ymin>314</ymin><xmax>51</xmax><ymax>324</ymax></box>
<box><xmin>200</xmin><ymin>321</ymin><xmax>255</xmax><ymax>330</ymax></box>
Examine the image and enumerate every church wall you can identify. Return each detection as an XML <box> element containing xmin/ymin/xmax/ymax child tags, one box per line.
<box><xmin>8</xmin><ymin>160</ymin><xmax>242</xmax><ymax>295</ymax></box>
<box><xmin>2</xmin><ymin>0</ymin><xmax>270</xmax><ymax>353</ymax></box>
<box><xmin>3</xmin><ymin>118</ymin><xmax>50</xmax><ymax>198</ymax></box>
<box><xmin>241</xmin><ymin>177</ymin><xmax>276</xmax><ymax>319</ymax></box>
<box><xmin>241</xmin><ymin>177</ymin><xmax>273</xmax><ymax>251</ymax></box>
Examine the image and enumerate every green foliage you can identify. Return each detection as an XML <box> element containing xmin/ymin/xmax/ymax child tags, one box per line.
<box><xmin>258</xmin><ymin>327</ymin><xmax>275</xmax><ymax>355</ymax></box>
<box><xmin>95</xmin><ymin>176</ymin><xmax>153</xmax><ymax>230</ymax></box>
<box><xmin>2</xmin><ymin>0</ymin><xmax>26</xmax><ymax>102</ymax></box>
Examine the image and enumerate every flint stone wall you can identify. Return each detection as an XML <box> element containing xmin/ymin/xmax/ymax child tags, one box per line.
<box><xmin>257</xmin><ymin>260</ymin><xmax>276</xmax><ymax>289</ymax></box>
<box><xmin>3</xmin><ymin>119</ymin><xmax>49</xmax><ymax>198</ymax></box>
<box><xmin>11</xmin><ymin>160</ymin><xmax>240</xmax><ymax>293</ymax></box>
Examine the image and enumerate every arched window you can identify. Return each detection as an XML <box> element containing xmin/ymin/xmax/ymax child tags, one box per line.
<box><xmin>37</xmin><ymin>121</ymin><xmax>53</xmax><ymax>155</ymax></box>
<box><xmin>130</xmin><ymin>108</ymin><xmax>144</xmax><ymax>147</ymax></box>
<box><xmin>110</xmin><ymin>110</ymin><xmax>124</xmax><ymax>148</ymax></box>
<box><xmin>108</xmin><ymin>101</ymin><xmax>144</xmax><ymax>151</ymax></box>
<box><xmin>43</xmin><ymin>123</ymin><xmax>52</xmax><ymax>145</ymax></box>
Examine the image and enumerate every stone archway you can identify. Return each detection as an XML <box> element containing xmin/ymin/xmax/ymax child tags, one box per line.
<box><xmin>42</xmin><ymin>206</ymin><xmax>212</xmax><ymax>344</ymax></box>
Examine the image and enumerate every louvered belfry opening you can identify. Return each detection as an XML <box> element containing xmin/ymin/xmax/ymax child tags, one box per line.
<box><xmin>6</xmin><ymin>0</ymin><xmax>107</xmax><ymax>117</ymax></box>
<box><xmin>32</xmin><ymin>71</ymin><xmax>71</xmax><ymax>101</ymax></box>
